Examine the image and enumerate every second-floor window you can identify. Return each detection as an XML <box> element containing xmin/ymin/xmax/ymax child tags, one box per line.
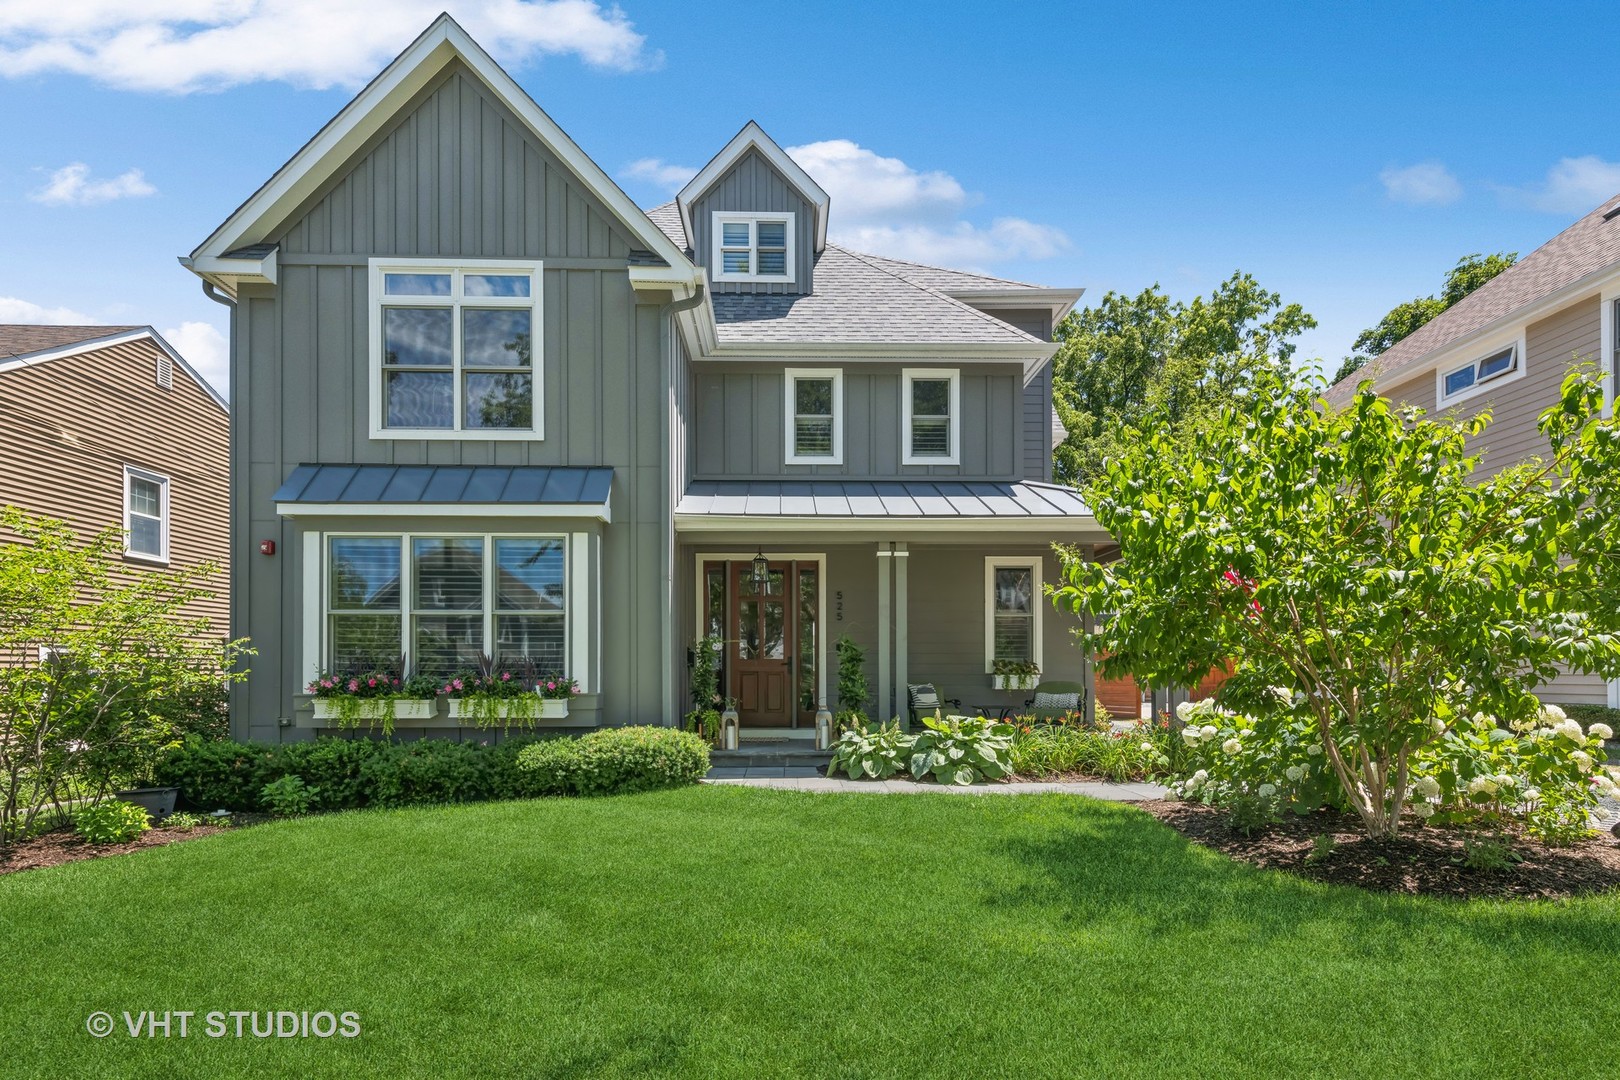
<box><xmin>784</xmin><ymin>368</ymin><xmax>842</xmax><ymax>464</ymax></box>
<box><xmin>124</xmin><ymin>465</ymin><xmax>169</xmax><ymax>564</ymax></box>
<box><xmin>902</xmin><ymin>368</ymin><xmax>960</xmax><ymax>465</ymax></box>
<box><xmin>712</xmin><ymin>212</ymin><xmax>795</xmax><ymax>284</ymax></box>
<box><xmin>1440</xmin><ymin>342</ymin><xmax>1518</xmax><ymax>403</ymax></box>
<box><xmin>369</xmin><ymin>260</ymin><xmax>540</xmax><ymax>439</ymax></box>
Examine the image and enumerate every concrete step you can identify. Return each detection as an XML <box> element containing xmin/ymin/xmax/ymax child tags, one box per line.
<box><xmin>710</xmin><ymin>746</ymin><xmax>833</xmax><ymax>769</ymax></box>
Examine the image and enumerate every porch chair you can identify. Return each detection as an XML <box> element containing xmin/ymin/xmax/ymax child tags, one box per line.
<box><xmin>907</xmin><ymin>683</ymin><xmax>961</xmax><ymax>728</ymax></box>
<box><xmin>1022</xmin><ymin>681</ymin><xmax>1089</xmax><ymax>725</ymax></box>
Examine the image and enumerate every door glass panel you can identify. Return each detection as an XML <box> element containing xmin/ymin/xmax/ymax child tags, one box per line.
<box><xmin>761</xmin><ymin>600</ymin><xmax>785</xmax><ymax>660</ymax></box>
<box><xmin>738</xmin><ymin>599</ymin><xmax>761</xmax><ymax>660</ymax></box>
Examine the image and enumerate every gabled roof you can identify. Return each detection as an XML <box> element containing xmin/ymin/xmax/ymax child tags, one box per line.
<box><xmin>1332</xmin><ymin>190</ymin><xmax>1620</xmax><ymax>396</ymax></box>
<box><xmin>676</xmin><ymin>121</ymin><xmax>831</xmax><ymax>254</ymax></box>
<box><xmin>184</xmin><ymin>14</ymin><xmax>693</xmax><ymax>295</ymax></box>
<box><xmin>0</xmin><ymin>325</ymin><xmax>227</xmax><ymax>411</ymax></box>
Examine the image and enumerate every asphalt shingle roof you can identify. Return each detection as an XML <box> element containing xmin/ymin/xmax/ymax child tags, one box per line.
<box><xmin>1331</xmin><ymin>191</ymin><xmax>1620</xmax><ymax>396</ymax></box>
<box><xmin>0</xmin><ymin>324</ymin><xmax>141</xmax><ymax>359</ymax></box>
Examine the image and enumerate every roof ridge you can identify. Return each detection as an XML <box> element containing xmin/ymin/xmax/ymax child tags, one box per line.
<box><xmin>844</xmin><ymin>247</ymin><xmax>1043</xmax><ymax>289</ymax></box>
<box><xmin>834</xmin><ymin>246</ymin><xmax>1040</xmax><ymax>342</ymax></box>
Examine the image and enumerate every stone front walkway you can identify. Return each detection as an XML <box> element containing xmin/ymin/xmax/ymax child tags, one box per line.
<box><xmin>703</xmin><ymin>774</ymin><xmax>1167</xmax><ymax>800</ymax></box>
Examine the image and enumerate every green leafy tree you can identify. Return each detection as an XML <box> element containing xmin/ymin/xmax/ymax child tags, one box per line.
<box><xmin>0</xmin><ymin>509</ymin><xmax>251</xmax><ymax>843</ymax></box>
<box><xmin>1052</xmin><ymin>272</ymin><xmax>1316</xmax><ymax>487</ymax></box>
<box><xmin>1334</xmin><ymin>252</ymin><xmax>1517</xmax><ymax>383</ymax></box>
<box><xmin>1052</xmin><ymin>369</ymin><xmax>1620</xmax><ymax>839</ymax></box>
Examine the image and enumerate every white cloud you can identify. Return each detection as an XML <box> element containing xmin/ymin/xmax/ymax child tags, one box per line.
<box><xmin>30</xmin><ymin>163</ymin><xmax>157</xmax><ymax>206</ymax></box>
<box><xmin>1379</xmin><ymin>162</ymin><xmax>1462</xmax><ymax>206</ymax></box>
<box><xmin>161</xmin><ymin>321</ymin><xmax>231</xmax><ymax>399</ymax></box>
<box><xmin>1508</xmin><ymin>155</ymin><xmax>1620</xmax><ymax>214</ymax></box>
<box><xmin>0</xmin><ymin>296</ymin><xmax>93</xmax><ymax>323</ymax></box>
<box><xmin>621</xmin><ymin>157</ymin><xmax>696</xmax><ymax>188</ymax></box>
<box><xmin>0</xmin><ymin>1</ymin><xmax>659</xmax><ymax>94</ymax></box>
<box><xmin>784</xmin><ymin>139</ymin><xmax>1069</xmax><ymax>267</ymax></box>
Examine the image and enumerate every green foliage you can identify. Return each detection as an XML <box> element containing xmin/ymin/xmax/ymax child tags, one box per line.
<box><xmin>908</xmin><ymin>715</ymin><xmax>1015</xmax><ymax>786</ymax></box>
<box><xmin>1335</xmin><ymin>251</ymin><xmax>1517</xmax><ymax>383</ymax></box>
<box><xmin>515</xmin><ymin>727</ymin><xmax>710</xmax><ymax>797</ymax></box>
<box><xmin>834</xmin><ymin>635</ymin><xmax>870</xmax><ymax>729</ymax></box>
<box><xmin>74</xmin><ymin>799</ymin><xmax>152</xmax><ymax>845</ymax></box>
<box><xmin>1055</xmin><ymin>367</ymin><xmax>1620</xmax><ymax>838</ymax></box>
<box><xmin>260</xmin><ymin>774</ymin><xmax>317</xmax><ymax>816</ymax></box>
<box><xmin>0</xmin><ymin>508</ymin><xmax>251</xmax><ymax>844</ymax></box>
<box><xmin>991</xmin><ymin>658</ymin><xmax>1041</xmax><ymax>689</ymax></box>
<box><xmin>1455</xmin><ymin>835</ymin><xmax>1523</xmax><ymax>872</ymax></box>
<box><xmin>1006</xmin><ymin>718</ymin><xmax>1170</xmax><ymax>781</ymax></box>
<box><xmin>1051</xmin><ymin>272</ymin><xmax>1316</xmax><ymax>487</ymax></box>
<box><xmin>685</xmin><ymin>634</ymin><xmax>724</xmax><ymax>742</ymax></box>
<box><xmin>164</xmin><ymin>811</ymin><xmax>208</xmax><ymax>831</ymax></box>
<box><xmin>829</xmin><ymin>721</ymin><xmax>913</xmax><ymax>780</ymax></box>
<box><xmin>1303</xmin><ymin>833</ymin><xmax>1337</xmax><ymax>865</ymax></box>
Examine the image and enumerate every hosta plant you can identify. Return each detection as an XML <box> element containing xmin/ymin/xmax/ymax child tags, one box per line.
<box><xmin>909</xmin><ymin>715</ymin><xmax>1015</xmax><ymax>786</ymax></box>
<box><xmin>828</xmin><ymin>721</ymin><xmax>913</xmax><ymax>780</ymax></box>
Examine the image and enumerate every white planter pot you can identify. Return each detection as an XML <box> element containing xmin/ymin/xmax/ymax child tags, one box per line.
<box><xmin>312</xmin><ymin>698</ymin><xmax>437</xmax><ymax>723</ymax></box>
<box><xmin>446</xmin><ymin>697</ymin><xmax>568</xmax><ymax>722</ymax></box>
<box><xmin>991</xmin><ymin>674</ymin><xmax>1037</xmax><ymax>692</ymax></box>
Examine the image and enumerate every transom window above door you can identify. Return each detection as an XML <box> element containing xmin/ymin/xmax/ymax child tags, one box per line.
<box><xmin>368</xmin><ymin>260</ymin><xmax>541</xmax><ymax>440</ymax></box>
<box><xmin>903</xmin><ymin>368</ymin><xmax>960</xmax><ymax>465</ymax></box>
<box><xmin>783</xmin><ymin>368</ymin><xmax>843</xmax><ymax>464</ymax></box>
<box><xmin>711</xmin><ymin>212</ymin><xmax>796</xmax><ymax>284</ymax></box>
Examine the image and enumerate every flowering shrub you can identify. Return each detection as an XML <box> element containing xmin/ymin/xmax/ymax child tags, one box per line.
<box><xmin>1169</xmin><ymin>697</ymin><xmax>1617</xmax><ymax>843</ymax></box>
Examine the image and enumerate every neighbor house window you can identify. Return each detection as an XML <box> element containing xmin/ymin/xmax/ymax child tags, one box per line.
<box><xmin>369</xmin><ymin>260</ymin><xmax>540</xmax><ymax>439</ymax></box>
<box><xmin>784</xmin><ymin>368</ymin><xmax>842</xmax><ymax>464</ymax></box>
<box><xmin>326</xmin><ymin>534</ymin><xmax>564</xmax><ymax>678</ymax></box>
<box><xmin>902</xmin><ymin>368</ymin><xmax>960</xmax><ymax>465</ymax></box>
<box><xmin>1440</xmin><ymin>343</ymin><xmax>1519</xmax><ymax>402</ymax></box>
<box><xmin>984</xmin><ymin>557</ymin><xmax>1043</xmax><ymax>674</ymax></box>
<box><xmin>711</xmin><ymin>212</ymin><xmax>795</xmax><ymax>284</ymax></box>
<box><xmin>123</xmin><ymin>466</ymin><xmax>169</xmax><ymax>563</ymax></box>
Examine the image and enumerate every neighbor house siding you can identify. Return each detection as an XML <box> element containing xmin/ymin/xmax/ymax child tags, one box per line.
<box><xmin>0</xmin><ymin>338</ymin><xmax>229</xmax><ymax>635</ymax></box>
<box><xmin>686</xmin><ymin>147</ymin><xmax>815</xmax><ymax>295</ymax></box>
<box><xmin>691</xmin><ymin>364</ymin><xmax>1022</xmax><ymax>480</ymax></box>
<box><xmin>231</xmin><ymin>61</ymin><xmax>671</xmax><ymax>739</ymax></box>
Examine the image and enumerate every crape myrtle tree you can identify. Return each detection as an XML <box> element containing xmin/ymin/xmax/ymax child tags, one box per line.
<box><xmin>1052</xmin><ymin>368</ymin><xmax>1620</xmax><ymax>839</ymax></box>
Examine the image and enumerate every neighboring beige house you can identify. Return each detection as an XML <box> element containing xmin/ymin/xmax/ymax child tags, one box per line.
<box><xmin>0</xmin><ymin>325</ymin><xmax>231</xmax><ymax>635</ymax></box>
<box><xmin>1327</xmin><ymin>191</ymin><xmax>1620</xmax><ymax>707</ymax></box>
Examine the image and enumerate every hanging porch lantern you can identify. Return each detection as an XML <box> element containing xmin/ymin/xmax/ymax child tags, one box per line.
<box><xmin>750</xmin><ymin>549</ymin><xmax>770</xmax><ymax>591</ymax></box>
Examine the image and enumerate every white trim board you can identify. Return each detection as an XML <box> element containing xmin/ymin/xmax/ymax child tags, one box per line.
<box><xmin>901</xmin><ymin>367</ymin><xmax>961</xmax><ymax>466</ymax></box>
<box><xmin>673</xmin><ymin>515</ymin><xmax>1104</xmax><ymax>536</ymax></box>
<box><xmin>1434</xmin><ymin>329</ymin><xmax>1527</xmax><ymax>408</ymax></box>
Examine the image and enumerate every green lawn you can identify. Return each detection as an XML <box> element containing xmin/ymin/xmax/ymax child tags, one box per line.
<box><xmin>2</xmin><ymin>788</ymin><xmax>1616</xmax><ymax>1079</ymax></box>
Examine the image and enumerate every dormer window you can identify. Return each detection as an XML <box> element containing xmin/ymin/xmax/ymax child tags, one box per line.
<box><xmin>712</xmin><ymin>212</ymin><xmax>796</xmax><ymax>284</ymax></box>
<box><xmin>1440</xmin><ymin>342</ymin><xmax>1520</xmax><ymax>403</ymax></box>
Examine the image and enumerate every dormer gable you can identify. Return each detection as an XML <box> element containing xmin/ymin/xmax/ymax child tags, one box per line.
<box><xmin>677</xmin><ymin>122</ymin><xmax>829</xmax><ymax>296</ymax></box>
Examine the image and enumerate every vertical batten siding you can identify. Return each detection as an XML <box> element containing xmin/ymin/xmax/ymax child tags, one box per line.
<box><xmin>691</xmin><ymin>365</ymin><xmax>1023</xmax><ymax>480</ymax></box>
<box><xmin>0</xmin><ymin>339</ymin><xmax>230</xmax><ymax>635</ymax></box>
<box><xmin>979</xmin><ymin>306</ymin><xmax>1057</xmax><ymax>484</ymax></box>
<box><xmin>233</xmin><ymin>59</ymin><xmax>671</xmax><ymax>738</ymax></box>
<box><xmin>687</xmin><ymin>148</ymin><xmax>814</xmax><ymax>295</ymax></box>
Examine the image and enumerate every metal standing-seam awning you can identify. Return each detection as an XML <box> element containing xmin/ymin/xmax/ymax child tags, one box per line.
<box><xmin>273</xmin><ymin>464</ymin><xmax>614</xmax><ymax>521</ymax></box>
<box><xmin>673</xmin><ymin>479</ymin><xmax>1096</xmax><ymax>534</ymax></box>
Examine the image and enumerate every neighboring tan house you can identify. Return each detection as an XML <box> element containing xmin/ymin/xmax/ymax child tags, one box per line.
<box><xmin>1327</xmin><ymin>191</ymin><xmax>1620</xmax><ymax>709</ymax></box>
<box><xmin>0</xmin><ymin>325</ymin><xmax>231</xmax><ymax>635</ymax></box>
<box><xmin>182</xmin><ymin>15</ymin><xmax>1109</xmax><ymax>742</ymax></box>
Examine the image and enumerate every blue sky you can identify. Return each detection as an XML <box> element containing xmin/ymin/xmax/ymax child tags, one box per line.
<box><xmin>2</xmin><ymin>1</ymin><xmax>1617</xmax><ymax>398</ymax></box>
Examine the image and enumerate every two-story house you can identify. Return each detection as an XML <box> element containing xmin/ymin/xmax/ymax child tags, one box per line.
<box><xmin>0</xmin><ymin>324</ymin><xmax>230</xmax><ymax>636</ymax></box>
<box><xmin>184</xmin><ymin>15</ymin><xmax>1106</xmax><ymax>742</ymax></box>
<box><xmin>1328</xmin><ymin>189</ymin><xmax>1620</xmax><ymax>711</ymax></box>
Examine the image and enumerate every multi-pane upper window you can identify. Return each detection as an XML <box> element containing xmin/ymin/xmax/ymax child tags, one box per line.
<box><xmin>326</xmin><ymin>534</ymin><xmax>565</xmax><ymax>678</ymax></box>
<box><xmin>902</xmin><ymin>368</ymin><xmax>960</xmax><ymax>465</ymax></box>
<box><xmin>784</xmin><ymin>368</ymin><xmax>842</xmax><ymax>464</ymax></box>
<box><xmin>711</xmin><ymin>212</ymin><xmax>795</xmax><ymax>284</ymax></box>
<box><xmin>123</xmin><ymin>466</ymin><xmax>169</xmax><ymax>563</ymax></box>
<box><xmin>985</xmin><ymin>557</ymin><xmax>1043</xmax><ymax>672</ymax></box>
<box><xmin>1440</xmin><ymin>343</ymin><xmax>1518</xmax><ymax>401</ymax></box>
<box><xmin>370</xmin><ymin>261</ymin><xmax>540</xmax><ymax>439</ymax></box>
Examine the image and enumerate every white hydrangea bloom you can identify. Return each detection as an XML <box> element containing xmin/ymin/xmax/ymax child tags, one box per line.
<box><xmin>1467</xmin><ymin>776</ymin><xmax>1497</xmax><ymax>796</ymax></box>
<box><xmin>1413</xmin><ymin>802</ymin><xmax>1435</xmax><ymax>819</ymax></box>
<box><xmin>1284</xmin><ymin>765</ymin><xmax>1304</xmax><ymax>782</ymax></box>
<box><xmin>1522</xmin><ymin>787</ymin><xmax>1542</xmax><ymax>802</ymax></box>
<box><xmin>1413</xmin><ymin>776</ymin><xmax>1441</xmax><ymax>799</ymax></box>
<box><xmin>1181</xmin><ymin>728</ymin><xmax>1202</xmax><ymax>745</ymax></box>
<box><xmin>1589</xmin><ymin>723</ymin><xmax>1613</xmax><ymax>740</ymax></box>
<box><xmin>1175</xmin><ymin>701</ymin><xmax>1195</xmax><ymax>722</ymax></box>
<box><xmin>1269</xmin><ymin>686</ymin><xmax>1292</xmax><ymax>705</ymax></box>
<box><xmin>1140</xmin><ymin>741</ymin><xmax>1154</xmax><ymax>752</ymax></box>
<box><xmin>1571</xmin><ymin>749</ymin><xmax>1593</xmax><ymax>773</ymax></box>
<box><xmin>1556</xmin><ymin>718</ymin><xmax>1585</xmax><ymax>742</ymax></box>
<box><xmin>1222</xmin><ymin>739</ymin><xmax>1242</xmax><ymax>755</ymax></box>
<box><xmin>1192</xmin><ymin>769</ymin><xmax>1209</xmax><ymax>782</ymax></box>
<box><xmin>1307</xmin><ymin>743</ymin><xmax>1323</xmax><ymax>756</ymax></box>
<box><xmin>1200</xmin><ymin>724</ymin><xmax>1219</xmax><ymax>739</ymax></box>
<box><xmin>1431</xmin><ymin>717</ymin><xmax>1446</xmax><ymax>735</ymax></box>
<box><xmin>1539</xmin><ymin>703</ymin><xmax>1568</xmax><ymax>722</ymax></box>
<box><xmin>1257</xmin><ymin>783</ymin><xmax>1276</xmax><ymax>798</ymax></box>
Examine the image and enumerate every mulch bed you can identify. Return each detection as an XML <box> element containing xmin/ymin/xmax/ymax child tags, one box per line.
<box><xmin>1141</xmin><ymin>799</ymin><xmax>1620</xmax><ymax>901</ymax></box>
<box><xmin>0</xmin><ymin>822</ymin><xmax>237</xmax><ymax>877</ymax></box>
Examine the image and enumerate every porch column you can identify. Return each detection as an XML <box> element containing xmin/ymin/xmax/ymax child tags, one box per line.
<box><xmin>893</xmin><ymin>542</ymin><xmax>908</xmax><ymax>722</ymax></box>
<box><xmin>1080</xmin><ymin>543</ymin><xmax>1096</xmax><ymax>724</ymax></box>
<box><xmin>876</xmin><ymin>544</ymin><xmax>892</xmax><ymax>723</ymax></box>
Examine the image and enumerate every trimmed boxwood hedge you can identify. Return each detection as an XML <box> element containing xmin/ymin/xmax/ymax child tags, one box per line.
<box><xmin>153</xmin><ymin>727</ymin><xmax>710</xmax><ymax>812</ymax></box>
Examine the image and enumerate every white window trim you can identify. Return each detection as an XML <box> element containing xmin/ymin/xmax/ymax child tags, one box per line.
<box><xmin>367</xmin><ymin>258</ymin><xmax>544</xmax><ymax>441</ymax></box>
<box><xmin>123</xmin><ymin>465</ymin><xmax>170</xmax><ymax>565</ymax></box>
<box><xmin>902</xmin><ymin>367</ymin><xmax>961</xmax><ymax>466</ymax></box>
<box><xmin>315</xmin><ymin>530</ymin><xmax>585</xmax><ymax>688</ymax></box>
<box><xmin>1435</xmin><ymin>331</ymin><xmax>1526</xmax><ymax>406</ymax></box>
<box><xmin>983</xmin><ymin>556</ymin><xmax>1043</xmax><ymax>675</ymax></box>
<box><xmin>710</xmin><ymin>211</ymin><xmax>797</xmax><ymax>284</ymax></box>
<box><xmin>783</xmin><ymin>367</ymin><xmax>843</xmax><ymax>465</ymax></box>
<box><xmin>1600</xmin><ymin>287</ymin><xmax>1619</xmax><ymax>419</ymax></box>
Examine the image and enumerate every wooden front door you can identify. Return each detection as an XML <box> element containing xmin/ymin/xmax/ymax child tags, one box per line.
<box><xmin>730</xmin><ymin>561</ymin><xmax>794</xmax><ymax>727</ymax></box>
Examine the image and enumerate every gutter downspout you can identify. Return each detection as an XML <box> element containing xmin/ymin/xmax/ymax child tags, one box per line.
<box><xmin>658</xmin><ymin>282</ymin><xmax>707</xmax><ymax>727</ymax></box>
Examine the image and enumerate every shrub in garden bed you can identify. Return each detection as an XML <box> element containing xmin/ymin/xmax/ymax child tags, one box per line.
<box><xmin>828</xmin><ymin>716</ymin><xmax>1018</xmax><ymax>786</ymax></box>
<box><xmin>516</xmin><ymin>726</ymin><xmax>710</xmax><ymax>796</ymax></box>
<box><xmin>74</xmin><ymin>800</ymin><xmax>152</xmax><ymax>845</ymax></box>
<box><xmin>1006</xmin><ymin>718</ymin><xmax>1170</xmax><ymax>782</ymax></box>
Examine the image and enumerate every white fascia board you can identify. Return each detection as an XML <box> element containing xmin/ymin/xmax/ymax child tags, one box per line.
<box><xmin>703</xmin><ymin>340</ymin><xmax>1057</xmax><ymax>381</ymax></box>
<box><xmin>945</xmin><ymin>287</ymin><xmax>1086</xmax><ymax>323</ymax></box>
<box><xmin>676</xmin><ymin>120</ymin><xmax>831</xmax><ymax>253</ymax></box>
<box><xmin>181</xmin><ymin>250</ymin><xmax>278</xmax><ymax>291</ymax></box>
<box><xmin>187</xmin><ymin>15</ymin><xmax>693</xmax><ymax>280</ymax></box>
<box><xmin>0</xmin><ymin>326</ymin><xmax>228</xmax><ymax>412</ymax></box>
<box><xmin>673</xmin><ymin>514</ymin><xmax>1101</xmax><ymax>535</ymax></box>
<box><xmin>276</xmin><ymin>502</ymin><xmax>611</xmax><ymax>523</ymax></box>
<box><xmin>628</xmin><ymin>264</ymin><xmax>704</xmax><ymax>298</ymax></box>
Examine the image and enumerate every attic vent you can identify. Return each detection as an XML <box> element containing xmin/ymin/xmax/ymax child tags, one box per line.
<box><xmin>156</xmin><ymin>355</ymin><xmax>173</xmax><ymax>390</ymax></box>
<box><xmin>1604</xmin><ymin>204</ymin><xmax>1620</xmax><ymax>222</ymax></box>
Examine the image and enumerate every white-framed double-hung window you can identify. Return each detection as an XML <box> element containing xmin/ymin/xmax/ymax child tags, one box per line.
<box><xmin>784</xmin><ymin>368</ymin><xmax>842</xmax><ymax>464</ymax></box>
<box><xmin>123</xmin><ymin>465</ymin><xmax>169</xmax><ymax>564</ymax></box>
<box><xmin>902</xmin><ymin>368</ymin><xmax>960</xmax><ymax>465</ymax></box>
<box><xmin>369</xmin><ymin>260</ymin><xmax>541</xmax><ymax>439</ymax></box>
<box><xmin>984</xmin><ymin>557</ymin><xmax>1043</xmax><ymax>674</ymax></box>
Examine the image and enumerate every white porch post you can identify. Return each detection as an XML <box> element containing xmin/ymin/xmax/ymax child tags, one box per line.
<box><xmin>876</xmin><ymin>544</ymin><xmax>892</xmax><ymax>723</ymax></box>
<box><xmin>893</xmin><ymin>542</ymin><xmax>908</xmax><ymax>723</ymax></box>
<box><xmin>1080</xmin><ymin>543</ymin><xmax>1095</xmax><ymax>724</ymax></box>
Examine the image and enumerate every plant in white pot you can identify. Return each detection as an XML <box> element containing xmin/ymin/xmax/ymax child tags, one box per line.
<box><xmin>442</xmin><ymin>657</ymin><xmax>575</xmax><ymax>730</ymax></box>
<box><xmin>991</xmin><ymin>659</ymin><xmax>1040</xmax><ymax>692</ymax></box>
<box><xmin>307</xmin><ymin>667</ymin><xmax>439</xmax><ymax>735</ymax></box>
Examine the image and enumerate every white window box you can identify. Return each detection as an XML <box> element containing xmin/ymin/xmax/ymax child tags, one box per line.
<box><xmin>991</xmin><ymin>674</ymin><xmax>1039</xmax><ymax>692</ymax></box>
<box><xmin>312</xmin><ymin>698</ymin><xmax>437</xmax><ymax>722</ymax></box>
<box><xmin>446</xmin><ymin>697</ymin><xmax>569</xmax><ymax>722</ymax></box>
